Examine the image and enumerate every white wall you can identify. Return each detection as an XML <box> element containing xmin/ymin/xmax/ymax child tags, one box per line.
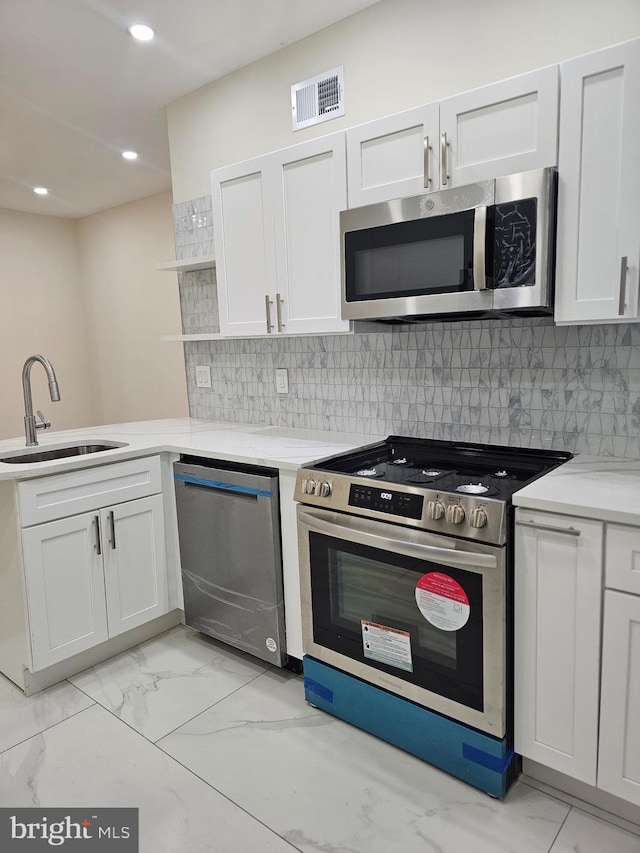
<box><xmin>76</xmin><ymin>192</ymin><xmax>188</xmax><ymax>426</ymax></box>
<box><xmin>0</xmin><ymin>209</ymin><xmax>96</xmax><ymax>441</ymax></box>
<box><xmin>0</xmin><ymin>192</ymin><xmax>188</xmax><ymax>442</ymax></box>
<box><xmin>167</xmin><ymin>0</ymin><xmax>640</xmax><ymax>202</ymax></box>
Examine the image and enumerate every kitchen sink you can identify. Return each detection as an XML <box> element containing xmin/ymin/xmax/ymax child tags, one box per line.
<box><xmin>0</xmin><ymin>441</ymin><xmax>128</xmax><ymax>464</ymax></box>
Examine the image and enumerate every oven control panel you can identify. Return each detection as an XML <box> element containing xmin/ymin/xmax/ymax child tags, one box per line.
<box><xmin>349</xmin><ymin>484</ymin><xmax>424</xmax><ymax>520</ymax></box>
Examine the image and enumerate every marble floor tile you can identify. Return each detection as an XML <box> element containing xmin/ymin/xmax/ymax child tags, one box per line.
<box><xmin>69</xmin><ymin>626</ymin><xmax>268</xmax><ymax>742</ymax></box>
<box><xmin>160</xmin><ymin>669</ymin><xmax>571</xmax><ymax>853</ymax></box>
<box><xmin>549</xmin><ymin>809</ymin><xmax>640</xmax><ymax>853</ymax></box>
<box><xmin>0</xmin><ymin>703</ymin><xmax>296</xmax><ymax>853</ymax></box>
<box><xmin>0</xmin><ymin>672</ymin><xmax>94</xmax><ymax>754</ymax></box>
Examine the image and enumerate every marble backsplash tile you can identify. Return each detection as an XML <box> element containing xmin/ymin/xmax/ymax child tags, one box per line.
<box><xmin>173</xmin><ymin>196</ymin><xmax>640</xmax><ymax>457</ymax></box>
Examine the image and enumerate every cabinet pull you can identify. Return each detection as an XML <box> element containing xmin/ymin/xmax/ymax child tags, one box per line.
<box><xmin>275</xmin><ymin>293</ymin><xmax>285</xmax><ymax>332</ymax></box>
<box><xmin>93</xmin><ymin>515</ymin><xmax>102</xmax><ymax>555</ymax></box>
<box><xmin>440</xmin><ymin>132</ymin><xmax>449</xmax><ymax>186</ymax></box>
<box><xmin>516</xmin><ymin>520</ymin><xmax>581</xmax><ymax>537</ymax></box>
<box><xmin>423</xmin><ymin>135</ymin><xmax>431</xmax><ymax>188</ymax></box>
<box><xmin>265</xmin><ymin>295</ymin><xmax>274</xmax><ymax>333</ymax></box>
<box><xmin>109</xmin><ymin>510</ymin><xmax>117</xmax><ymax>549</ymax></box>
<box><xmin>618</xmin><ymin>256</ymin><xmax>628</xmax><ymax>316</ymax></box>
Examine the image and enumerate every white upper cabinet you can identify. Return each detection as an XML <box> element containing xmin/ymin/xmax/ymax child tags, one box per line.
<box><xmin>272</xmin><ymin>134</ymin><xmax>350</xmax><ymax>335</ymax></box>
<box><xmin>346</xmin><ymin>104</ymin><xmax>440</xmax><ymax>208</ymax></box>
<box><xmin>439</xmin><ymin>65</ymin><xmax>559</xmax><ymax>187</ymax></box>
<box><xmin>555</xmin><ymin>38</ymin><xmax>640</xmax><ymax>324</ymax></box>
<box><xmin>212</xmin><ymin>135</ymin><xmax>349</xmax><ymax>337</ymax></box>
<box><xmin>211</xmin><ymin>155</ymin><xmax>277</xmax><ymax>337</ymax></box>
<box><xmin>346</xmin><ymin>66</ymin><xmax>558</xmax><ymax>207</ymax></box>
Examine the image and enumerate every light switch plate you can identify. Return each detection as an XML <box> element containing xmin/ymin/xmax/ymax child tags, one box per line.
<box><xmin>275</xmin><ymin>368</ymin><xmax>289</xmax><ymax>394</ymax></box>
<box><xmin>195</xmin><ymin>365</ymin><xmax>212</xmax><ymax>388</ymax></box>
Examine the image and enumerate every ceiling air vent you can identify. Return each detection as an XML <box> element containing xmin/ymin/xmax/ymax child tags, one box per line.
<box><xmin>291</xmin><ymin>66</ymin><xmax>345</xmax><ymax>131</ymax></box>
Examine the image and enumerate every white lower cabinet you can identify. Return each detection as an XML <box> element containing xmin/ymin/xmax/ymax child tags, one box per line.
<box><xmin>598</xmin><ymin>590</ymin><xmax>640</xmax><ymax>806</ymax></box>
<box><xmin>515</xmin><ymin>509</ymin><xmax>603</xmax><ymax>784</ymax></box>
<box><xmin>516</xmin><ymin>510</ymin><xmax>640</xmax><ymax>807</ymax></box>
<box><xmin>15</xmin><ymin>457</ymin><xmax>169</xmax><ymax>674</ymax></box>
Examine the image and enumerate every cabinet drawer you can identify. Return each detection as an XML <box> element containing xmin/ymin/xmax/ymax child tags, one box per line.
<box><xmin>606</xmin><ymin>523</ymin><xmax>640</xmax><ymax>595</ymax></box>
<box><xmin>18</xmin><ymin>456</ymin><xmax>162</xmax><ymax>526</ymax></box>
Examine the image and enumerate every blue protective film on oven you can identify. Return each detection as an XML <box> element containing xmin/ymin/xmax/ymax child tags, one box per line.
<box><xmin>302</xmin><ymin>655</ymin><xmax>516</xmax><ymax>798</ymax></box>
<box><xmin>462</xmin><ymin>743</ymin><xmax>515</xmax><ymax>774</ymax></box>
<box><xmin>304</xmin><ymin>677</ymin><xmax>334</xmax><ymax>705</ymax></box>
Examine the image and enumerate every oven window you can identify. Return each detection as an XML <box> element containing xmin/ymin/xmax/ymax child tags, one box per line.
<box><xmin>337</xmin><ymin>551</ymin><xmax>457</xmax><ymax>670</ymax></box>
<box><xmin>309</xmin><ymin>532</ymin><xmax>485</xmax><ymax>711</ymax></box>
<box><xmin>344</xmin><ymin>208</ymin><xmax>476</xmax><ymax>302</ymax></box>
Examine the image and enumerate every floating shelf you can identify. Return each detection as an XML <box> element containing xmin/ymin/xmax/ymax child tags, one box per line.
<box><xmin>156</xmin><ymin>254</ymin><xmax>216</xmax><ymax>272</ymax></box>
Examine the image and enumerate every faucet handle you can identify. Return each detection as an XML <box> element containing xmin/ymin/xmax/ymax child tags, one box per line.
<box><xmin>35</xmin><ymin>410</ymin><xmax>51</xmax><ymax>431</ymax></box>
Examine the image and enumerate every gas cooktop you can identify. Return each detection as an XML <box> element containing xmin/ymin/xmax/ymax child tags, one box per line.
<box><xmin>294</xmin><ymin>436</ymin><xmax>571</xmax><ymax>545</ymax></box>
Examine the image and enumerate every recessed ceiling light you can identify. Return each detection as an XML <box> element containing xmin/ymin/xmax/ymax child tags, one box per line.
<box><xmin>122</xmin><ymin>151</ymin><xmax>138</xmax><ymax>161</ymax></box>
<box><xmin>127</xmin><ymin>23</ymin><xmax>155</xmax><ymax>42</ymax></box>
<box><xmin>33</xmin><ymin>187</ymin><xmax>49</xmax><ymax>195</ymax></box>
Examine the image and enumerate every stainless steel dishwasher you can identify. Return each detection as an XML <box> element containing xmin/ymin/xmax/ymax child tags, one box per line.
<box><xmin>174</xmin><ymin>456</ymin><xmax>286</xmax><ymax>666</ymax></box>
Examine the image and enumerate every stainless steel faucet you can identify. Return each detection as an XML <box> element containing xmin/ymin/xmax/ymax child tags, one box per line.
<box><xmin>22</xmin><ymin>354</ymin><xmax>61</xmax><ymax>446</ymax></box>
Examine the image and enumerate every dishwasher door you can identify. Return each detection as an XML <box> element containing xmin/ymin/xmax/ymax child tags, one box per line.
<box><xmin>174</xmin><ymin>457</ymin><xmax>286</xmax><ymax>666</ymax></box>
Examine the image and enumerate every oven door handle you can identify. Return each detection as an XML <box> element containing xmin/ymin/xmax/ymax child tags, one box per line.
<box><xmin>298</xmin><ymin>509</ymin><xmax>498</xmax><ymax>570</ymax></box>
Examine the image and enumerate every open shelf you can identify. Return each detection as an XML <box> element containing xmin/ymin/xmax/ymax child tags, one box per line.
<box><xmin>156</xmin><ymin>254</ymin><xmax>216</xmax><ymax>272</ymax></box>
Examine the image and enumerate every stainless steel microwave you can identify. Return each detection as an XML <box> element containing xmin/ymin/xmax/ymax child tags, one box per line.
<box><xmin>340</xmin><ymin>168</ymin><xmax>557</xmax><ymax>322</ymax></box>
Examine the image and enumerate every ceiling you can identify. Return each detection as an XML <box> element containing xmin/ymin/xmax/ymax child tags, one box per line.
<box><xmin>0</xmin><ymin>0</ymin><xmax>380</xmax><ymax>219</ymax></box>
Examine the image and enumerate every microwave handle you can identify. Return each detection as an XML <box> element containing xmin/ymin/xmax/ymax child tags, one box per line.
<box><xmin>298</xmin><ymin>508</ymin><xmax>498</xmax><ymax>571</ymax></box>
<box><xmin>473</xmin><ymin>205</ymin><xmax>487</xmax><ymax>291</ymax></box>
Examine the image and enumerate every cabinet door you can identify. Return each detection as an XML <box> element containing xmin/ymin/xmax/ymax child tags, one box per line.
<box><xmin>598</xmin><ymin>590</ymin><xmax>640</xmax><ymax>806</ymax></box>
<box><xmin>22</xmin><ymin>513</ymin><xmax>108</xmax><ymax>670</ymax></box>
<box><xmin>439</xmin><ymin>66</ymin><xmax>558</xmax><ymax>187</ymax></box>
<box><xmin>346</xmin><ymin>104</ymin><xmax>440</xmax><ymax>207</ymax></box>
<box><xmin>211</xmin><ymin>154</ymin><xmax>277</xmax><ymax>336</ymax></box>
<box><xmin>102</xmin><ymin>495</ymin><xmax>168</xmax><ymax>637</ymax></box>
<box><xmin>514</xmin><ymin>510</ymin><xmax>603</xmax><ymax>784</ymax></box>
<box><xmin>555</xmin><ymin>39</ymin><xmax>640</xmax><ymax>324</ymax></box>
<box><xmin>272</xmin><ymin>133</ymin><xmax>350</xmax><ymax>335</ymax></box>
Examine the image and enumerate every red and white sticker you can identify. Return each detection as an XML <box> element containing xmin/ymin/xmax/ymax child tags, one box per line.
<box><xmin>415</xmin><ymin>572</ymin><xmax>470</xmax><ymax>632</ymax></box>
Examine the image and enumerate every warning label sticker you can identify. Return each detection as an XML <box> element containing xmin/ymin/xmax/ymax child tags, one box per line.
<box><xmin>415</xmin><ymin>572</ymin><xmax>470</xmax><ymax>632</ymax></box>
<box><xmin>361</xmin><ymin>620</ymin><xmax>413</xmax><ymax>672</ymax></box>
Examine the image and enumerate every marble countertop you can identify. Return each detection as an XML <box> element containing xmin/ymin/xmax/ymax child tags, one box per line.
<box><xmin>513</xmin><ymin>455</ymin><xmax>640</xmax><ymax>526</ymax></box>
<box><xmin>0</xmin><ymin>418</ymin><xmax>385</xmax><ymax>481</ymax></box>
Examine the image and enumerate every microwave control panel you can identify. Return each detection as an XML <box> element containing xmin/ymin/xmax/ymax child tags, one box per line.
<box><xmin>349</xmin><ymin>484</ymin><xmax>423</xmax><ymax>520</ymax></box>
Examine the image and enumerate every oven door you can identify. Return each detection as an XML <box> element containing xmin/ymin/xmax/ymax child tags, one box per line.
<box><xmin>297</xmin><ymin>505</ymin><xmax>507</xmax><ymax>737</ymax></box>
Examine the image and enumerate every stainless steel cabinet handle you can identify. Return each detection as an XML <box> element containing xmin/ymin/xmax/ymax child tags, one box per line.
<box><xmin>516</xmin><ymin>520</ymin><xmax>581</xmax><ymax>537</ymax></box>
<box><xmin>265</xmin><ymin>295</ymin><xmax>274</xmax><ymax>333</ymax></box>
<box><xmin>618</xmin><ymin>256</ymin><xmax>628</xmax><ymax>316</ymax></box>
<box><xmin>423</xmin><ymin>135</ymin><xmax>431</xmax><ymax>188</ymax></box>
<box><xmin>109</xmin><ymin>510</ymin><xmax>117</xmax><ymax>549</ymax></box>
<box><xmin>473</xmin><ymin>206</ymin><xmax>487</xmax><ymax>291</ymax></box>
<box><xmin>440</xmin><ymin>132</ymin><xmax>449</xmax><ymax>186</ymax></box>
<box><xmin>93</xmin><ymin>515</ymin><xmax>102</xmax><ymax>555</ymax></box>
<box><xmin>298</xmin><ymin>508</ymin><xmax>498</xmax><ymax>570</ymax></box>
<box><xmin>275</xmin><ymin>293</ymin><xmax>285</xmax><ymax>332</ymax></box>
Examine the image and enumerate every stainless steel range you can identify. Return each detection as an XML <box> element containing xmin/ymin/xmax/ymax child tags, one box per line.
<box><xmin>294</xmin><ymin>437</ymin><xmax>570</xmax><ymax>797</ymax></box>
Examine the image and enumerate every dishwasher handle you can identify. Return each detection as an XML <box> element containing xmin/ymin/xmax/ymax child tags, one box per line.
<box><xmin>174</xmin><ymin>473</ymin><xmax>273</xmax><ymax>498</ymax></box>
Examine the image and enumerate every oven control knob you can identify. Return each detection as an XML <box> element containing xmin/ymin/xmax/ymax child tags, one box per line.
<box><xmin>446</xmin><ymin>504</ymin><xmax>466</xmax><ymax>524</ymax></box>
<box><xmin>318</xmin><ymin>481</ymin><xmax>332</xmax><ymax>498</ymax></box>
<box><xmin>427</xmin><ymin>500</ymin><xmax>445</xmax><ymax>520</ymax></box>
<box><xmin>306</xmin><ymin>478</ymin><xmax>317</xmax><ymax>495</ymax></box>
<box><xmin>470</xmin><ymin>508</ymin><xmax>488</xmax><ymax>529</ymax></box>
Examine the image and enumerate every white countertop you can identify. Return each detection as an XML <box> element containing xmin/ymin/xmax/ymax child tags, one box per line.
<box><xmin>513</xmin><ymin>455</ymin><xmax>640</xmax><ymax>526</ymax></box>
<box><xmin>0</xmin><ymin>418</ymin><xmax>385</xmax><ymax>481</ymax></box>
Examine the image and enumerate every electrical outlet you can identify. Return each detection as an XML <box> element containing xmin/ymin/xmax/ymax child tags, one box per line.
<box><xmin>275</xmin><ymin>368</ymin><xmax>289</xmax><ymax>394</ymax></box>
<box><xmin>195</xmin><ymin>365</ymin><xmax>212</xmax><ymax>388</ymax></box>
